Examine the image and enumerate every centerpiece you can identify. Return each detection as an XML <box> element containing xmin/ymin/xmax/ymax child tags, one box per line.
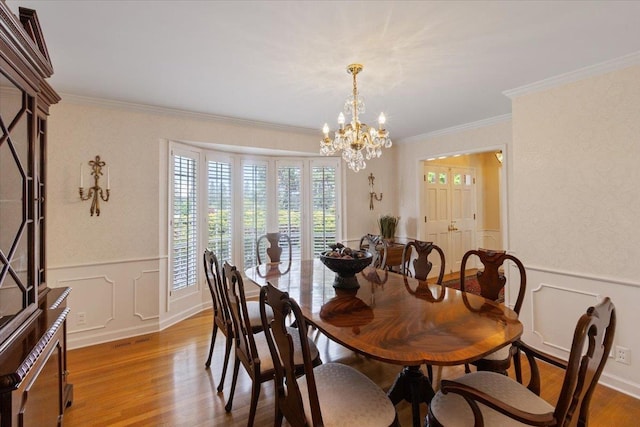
<box><xmin>319</xmin><ymin>243</ymin><xmax>372</xmax><ymax>289</ymax></box>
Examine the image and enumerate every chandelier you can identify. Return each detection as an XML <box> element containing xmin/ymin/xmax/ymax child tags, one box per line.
<box><xmin>320</xmin><ymin>63</ymin><xmax>392</xmax><ymax>172</ymax></box>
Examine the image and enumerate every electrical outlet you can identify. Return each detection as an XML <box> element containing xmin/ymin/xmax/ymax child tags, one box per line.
<box><xmin>615</xmin><ymin>346</ymin><xmax>631</xmax><ymax>365</ymax></box>
<box><xmin>77</xmin><ymin>312</ymin><xmax>86</xmax><ymax>326</ymax></box>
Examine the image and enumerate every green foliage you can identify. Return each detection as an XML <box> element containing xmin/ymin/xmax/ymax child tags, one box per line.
<box><xmin>378</xmin><ymin>215</ymin><xmax>399</xmax><ymax>239</ymax></box>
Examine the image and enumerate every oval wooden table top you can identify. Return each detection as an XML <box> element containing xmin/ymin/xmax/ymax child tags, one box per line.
<box><xmin>245</xmin><ymin>259</ymin><xmax>523</xmax><ymax>367</ymax></box>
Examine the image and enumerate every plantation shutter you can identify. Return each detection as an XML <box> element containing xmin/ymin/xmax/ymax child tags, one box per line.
<box><xmin>172</xmin><ymin>153</ymin><xmax>198</xmax><ymax>291</ymax></box>
<box><xmin>276</xmin><ymin>164</ymin><xmax>302</xmax><ymax>261</ymax></box>
<box><xmin>311</xmin><ymin>165</ymin><xmax>337</xmax><ymax>255</ymax></box>
<box><xmin>207</xmin><ymin>160</ymin><xmax>233</xmax><ymax>263</ymax></box>
<box><xmin>243</xmin><ymin>163</ymin><xmax>268</xmax><ymax>268</ymax></box>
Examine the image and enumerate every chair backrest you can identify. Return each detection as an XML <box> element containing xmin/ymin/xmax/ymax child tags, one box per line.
<box><xmin>223</xmin><ymin>262</ymin><xmax>261</xmax><ymax>371</ymax></box>
<box><xmin>260</xmin><ymin>283</ymin><xmax>322</xmax><ymax>426</ymax></box>
<box><xmin>203</xmin><ymin>249</ymin><xmax>230</xmax><ymax>329</ymax></box>
<box><xmin>554</xmin><ymin>297</ymin><xmax>615</xmax><ymax>426</ymax></box>
<box><xmin>257</xmin><ymin>232</ymin><xmax>292</xmax><ymax>265</ymax></box>
<box><xmin>359</xmin><ymin>233</ymin><xmax>388</xmax><ymax>269</ymax></box>
<box><xmin>401</xmin><ymin>240</ymin><xmax>445</xmax><ymax>282</ymax></box>
<box><xmin>460</xmin><ymin>248</ymin><xmax>526</xmax><ymax>314</ymax></box>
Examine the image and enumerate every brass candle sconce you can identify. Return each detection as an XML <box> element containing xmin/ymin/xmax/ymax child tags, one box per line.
<box><xmin>368</xmin><ymin>172</ymin><xmax>382</xmax><ymax>210</ymax></box>
<box><xmin>79</xmin><ymin>155</ymin><xmax>110</xmax><ymax>216</ymax></box>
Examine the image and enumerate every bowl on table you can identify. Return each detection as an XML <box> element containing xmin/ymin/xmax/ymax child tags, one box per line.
<box><xmin>319</xmin><ymin>250</ymin><xmax>372</xmax><ymax>289</ymax></box>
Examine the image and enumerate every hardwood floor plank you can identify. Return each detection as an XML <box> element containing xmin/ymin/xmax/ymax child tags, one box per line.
<box><xmin>64</xmin><ymin>310</ymin><xmax>639</xmax><ymax>426</ymax></box>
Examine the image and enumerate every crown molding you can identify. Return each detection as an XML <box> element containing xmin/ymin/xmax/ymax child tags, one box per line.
<box><xmin>58</xmin><ymin>93</ymin><xmax>318</xmax><ymax>136</ymax></box>
<box><xmin>504</xmin><ymin>50</ymin><xmax>640</xmax><ymax>99</ymax></box>
<box><xmin>398</xmin><ymin>113</ymin><xmax>512</xmax><ymax>144</ymax></box>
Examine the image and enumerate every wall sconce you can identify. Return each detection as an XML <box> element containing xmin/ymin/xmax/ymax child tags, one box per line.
<box><xmin>368</xmin><ymin>172</ymin><xmax>382</xmax><ymax>210</ymax></box>
<box><xmin>495</xmin><ymin>150</ymin><xmax>503</xmax><ymax>164</ymax></box>
<box><xmin>79</xmin><ymin>155</ymin><xmax>110</xmax><ymax>216</ymax></box>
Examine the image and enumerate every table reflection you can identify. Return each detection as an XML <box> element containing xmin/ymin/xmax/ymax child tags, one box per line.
<box><xmin>319</xmin><ymin>288</ymin><xmax>374</xmax><ymax>335</ymax></box>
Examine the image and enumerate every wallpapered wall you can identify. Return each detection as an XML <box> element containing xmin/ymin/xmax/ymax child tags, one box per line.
<box><xmin>511</xmin><ymin>65</ymin><xmax>640</xmax><ymax>280</ymax></box>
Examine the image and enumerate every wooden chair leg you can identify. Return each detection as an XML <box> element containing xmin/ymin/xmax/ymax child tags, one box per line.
<box><xmin>426</xmin><ymin>364</ymin><xmax>433</xmax><ymax>381</ymax></box>
<box><xmin>464</xmin><ymin>363</ymin><xmax>471</xmax><ymax>373</ymax></box>
<box><xmin>224</xmin><ymin>357</ymin><xmax>240</xmax><ymax>412</ymax></box>
<box><xmin>514</xmin><ymin>347</ymin><xmax>523</xmax><ymax>384</ymax></box>
<box><xmin>217</xmin><ymin>334</ymin><xmax>233</xmax><ymax>392</ymax></box>
<box><xmin>247</xmin><ymin>379</ymin><xmax>261</xmax><ymax>427</ymax></box>
<box><xmin>274</xmin><ymin>402</ymin><xmax>284</xmax><ymax>427</ymax></box>
<box><xmin>205</xmin><ymin>323</ymin><xmax>218</xmax><ymax>368</ymax></box>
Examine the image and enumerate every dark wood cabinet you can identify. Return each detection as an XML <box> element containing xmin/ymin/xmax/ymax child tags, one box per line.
<box><xmin>0</xmin><ymin>3</ymin><xmax>71</xmax><ymax>425</ymax></box>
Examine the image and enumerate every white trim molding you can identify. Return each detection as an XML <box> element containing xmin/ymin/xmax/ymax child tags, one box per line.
<box><xmin>60</xmin><ymin>92</ymin><xmax>317</xmax><ymax>136</ymax></box>
<box><xmin>503</xmin><ymin>50</ymin><xmax>640</xmax><ymax>98</ymax></box>
<box><xmin>398</xmin><ymin>114</ymin><xmax>512</xmax><ymax>144</ymax></box>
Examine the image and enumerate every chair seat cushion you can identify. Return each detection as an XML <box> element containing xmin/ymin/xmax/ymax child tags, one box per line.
<box><xmin>480</xmin><ymin>343</ymin><xmax>512</xmax><ymax>361</ymax></box>
<box><xmin>298</xmin><ymin>362</ymin><xmax>396</xmax><ymax>427</ymax></box>
<box><xmin>254</xmin><ymin>327</ymin><xmax>319</xmax><ymax>373</ymax></box>
<box><xmin>246</xmin><ymin>301</ymin><xmax>272</xmax><ymax>328</ymax></box>
<box><xmin>430</xmin><ymin>371</ymin><xmax>554</xmax><ymax>426</ymax></box>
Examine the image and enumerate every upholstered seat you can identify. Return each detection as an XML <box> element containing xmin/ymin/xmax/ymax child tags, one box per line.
<box><xmin>298</xmin><ymin>362</ymin><xmax>397</xmax><ymax>427</ymax></box>
<box><xmin>251</xmin><ymin>326</ymin><xmax>319</xmax><ymax>374</ymax></box>
<box><xmin>427</xmin><ymin>298</ymin><xmax>616</xmax><ymax>427</ymax></box>
<box><xmin>430</xmin><ymin>371</ymin><xmax>554</xmax><ymax>425</ymax></box>
<box><xmin>260</xmin><ymin>283</ymin><xmax>398</xmax><ymax>427</ymax></box>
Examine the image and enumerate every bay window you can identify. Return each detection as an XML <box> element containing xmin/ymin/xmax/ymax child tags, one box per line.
<box><xmin>169</xmin><ymin>142</ymin><xmax>341</xmax><ymax>294</ymax></box>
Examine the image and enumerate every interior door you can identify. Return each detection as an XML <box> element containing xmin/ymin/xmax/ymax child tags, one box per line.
<box><xmin>449</xmin><ymin>167</ymin><xmax>476</xmax><ymax>272</ymax></box>
<box><xmin>422</xmin><ymin>165</ymin><xmax>449</xmax><ymax>277</ymax></box>
<box><xmin>422</xmin><ymin>164</ymin><xmax>477</xmax><ymax>275</ymax></box>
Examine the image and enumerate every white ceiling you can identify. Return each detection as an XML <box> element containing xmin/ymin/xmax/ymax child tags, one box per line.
<box><xmin>6</xmin><ymin>0</ymin><xmax>640</xmax><ymax>141</ymax></box>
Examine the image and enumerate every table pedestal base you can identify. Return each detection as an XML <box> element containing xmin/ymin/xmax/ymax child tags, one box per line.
<box><xmin>387</xmin><ymin>365</ymin><xmax>435</xmax><ymax>427</ymax></box>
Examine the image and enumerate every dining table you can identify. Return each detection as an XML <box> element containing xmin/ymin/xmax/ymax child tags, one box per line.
<box><xmin>245</xmin><ymin>259</ymin><xmax>523</xmax><ymax>427</ymax></box>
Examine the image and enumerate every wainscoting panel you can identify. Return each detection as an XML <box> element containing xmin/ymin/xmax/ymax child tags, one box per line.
<box><xmin>134</xmin><ymin>269</ymin><xmax>160</xmax><ymax>320</ymax></box>
<box><xmin>48</xmin><ymin>257</ymin><xmax>209</xmax><ymax>349</ymax></box>
<box><xmin>520</xmin><ymin>266</ymin><xmax>640</xmax><ymax>399</ymax></box>
<box><xmin>57</xmin><ymin>275</ymin><xmax>115</xmax><ymax>332</ymax></box>
<box><xmin>531</xmin><ymin>283</ymin><xmax>600</xmax><ymax>352</ymax></box>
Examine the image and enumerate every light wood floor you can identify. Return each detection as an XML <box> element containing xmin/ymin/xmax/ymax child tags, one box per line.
<box><xmin>63</xmin><ymin>309</ymin><xmax>640</xmax><ymax>426</ymax></box>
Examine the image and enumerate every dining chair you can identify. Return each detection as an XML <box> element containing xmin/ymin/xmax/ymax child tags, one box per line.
<box><xmin>400</xmin><ymin>241</ymin><xmax>446</xmax><ymax>382</ymax></box>
<box><xmin>401</xmin><ymin>240</ymin><xmax>445</xmax><ymax>282</ymax></box>
<box><xmin>260</xmin><ymin>283</ymin><xmax>399</xmax><ymax>427</ymax></box>
<box><xmin>202</xmin><ymin>249</ymin><xmax>233</xmax><ymax>391</ymax></box>
<box><xmin>256</xmin><ymin>232</ymin><xmax>292</xmax><ymax>265</ymax></box>
<box><xmin>222</xmin><ymin>262</ymin><xmax>321</xmax><ymax>427</ymax></box>
<box><xmin>427</xmin><ymin>297</ymin><xmax>616</xmax><ymax>426</ymax></box>
<box><xmin>460</xmin><ymin>248</ymin><xmax>526</xmax><ymax>374</ymax></box>
<box><xmin>203</xmin><ymin>250</ymin><xmax>271</xmax><ymax>391</ymax></box>
<box><xmin>359</xmin><ymin>233</ymin><xmax>388</xmax><ymax>269</ymax></box>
